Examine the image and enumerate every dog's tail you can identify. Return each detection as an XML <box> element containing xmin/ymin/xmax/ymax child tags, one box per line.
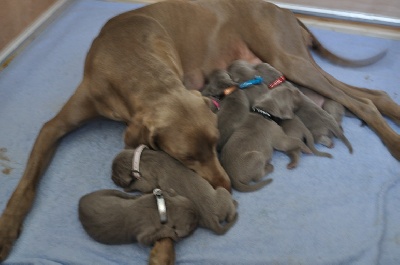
<box><xmin>297</xmin><ymin>19</ymin><xmax>387</xmax><ymax>67</ymax></box>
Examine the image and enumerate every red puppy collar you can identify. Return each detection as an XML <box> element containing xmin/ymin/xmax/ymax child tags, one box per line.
<box><xmin>268</xmin><ymin>75</ymin><xmax>286</xmax><ymax>89</ymax></box>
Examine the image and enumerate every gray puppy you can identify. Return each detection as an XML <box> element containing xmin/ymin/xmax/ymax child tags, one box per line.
<box><xmin>254</xmin><ymin>63</ymin><xmax>353</xmax><ymax>153</ymax></box>
<box><xmin>220</xmin><ymin>92</ymin><xmax>312</xmax><ymax>191</ymax></box>
<box><xmin>202</xmin><ymin>69</ymin><xmax>247</xmax><ymax>151</ymax></box>
<box><xmin>112</xmin><ymin>149</ymin><xmax>238</xmax><ymax>235</ymax></box>
<box><xmin>202</xmin><ymin>69</ymin><xmax>311</xmax><ymax>190</ymax></box>
<box><xmin>227</xmin><ymin>60</ymin><xmax>269</xmax><ymax>105</ymax></box>
<box><xmin>78</xmin><ymin>189</ymin><xmax>198</xmax><ymax>246</ymax></box>
<box><xmin>297</xmin><ymin>86</ymin><xmax>346</xmax><ymax>147</ymax></box>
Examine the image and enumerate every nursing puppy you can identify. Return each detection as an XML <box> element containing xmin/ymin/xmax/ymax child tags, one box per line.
<box><xmin>220</xmin><ymin>92</ymin><xmax>312</xmax><ymax>189</ymax></box>
<box><xmin>227</xmin><ymin>60</ymin><xmax>269</xmax><ymax>105</ymax></box>
<box><xmin>211</xmin><ymin>62</ymin><xmax>331</xmax><ymax>165</ymax></box>
<box><xmin>112</xmin><ymin>148</ymin><xmax>237</xmax><ymax>235</ymax></box>
<box><xmin>79</xmin><ymin>189</ymin><xmax>198</xmax><ymax>245</ymax></box>
<box><xmin>254</xmin><ymin>63</ymin><xmax>353</xmax><ymax>152</ymax></box>
<box><xmin>202</xmin><ymin>69</ymin><xmax>247</xmax><ymax>151</ymax></box>
<box><xmin>297</xmin><ymin>86</ymin><xmax>346</xmax><ymax>147</ymax></box>
<box><xmin>203</xmin><ymin>74</ymin><xmax>274</xmax><ymax>191</ymax></box>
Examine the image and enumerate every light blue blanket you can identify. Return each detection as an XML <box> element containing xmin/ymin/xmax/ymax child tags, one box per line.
<box><xmin>0</xmin><ymin>1</ymin><xmax>399</xmax><ymax>264</ymax></box>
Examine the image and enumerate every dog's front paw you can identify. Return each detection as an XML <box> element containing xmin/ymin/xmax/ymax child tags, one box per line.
<box><xmin>0</xmin><ymin>214</ymin><xmax>22</xmax><ymax>261</ymax></box>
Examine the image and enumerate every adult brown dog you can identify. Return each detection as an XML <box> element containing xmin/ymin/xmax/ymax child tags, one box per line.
<box><xmin>1</xmin><ymin>0</ymin><xmax>400</xmax><ymax>262</ymax></box>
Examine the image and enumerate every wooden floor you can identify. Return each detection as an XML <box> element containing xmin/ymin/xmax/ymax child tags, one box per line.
<box><xmin>276</xmin><ymin>0</ymin><xmax>400</xmax><ymax>19</ymax></box>
<box><xmin>0</xmin><ymin>0</ymin><xmax>399</xmax><ymax>60</ymax></box>
<box><xmin>0</xmin><ymin>0</ymin><xmax>56</xmax><ymax>52</ymax></box>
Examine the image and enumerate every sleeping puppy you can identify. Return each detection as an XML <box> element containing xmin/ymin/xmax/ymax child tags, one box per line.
<box><xmin>202</xmin><ymin>69</ymin><xmax>310</xmax><ymax>189</ymax></box>
<box><xmin>112</xmin><ymin>148</ymin><xmax>238</xmax><ymax>235</ymax></box>
<box><xmin>203</xmin><ymin>74</ymin><xmax>274</xmax><ymax>191</ymax></box>
<box><xmin>254</xmin><ymin>63</ymin><xmax>353</xmax><ymax>153</ymax></box>
<box><xmin>227</xmin><ymin>60</ymin><xmax>269</xmax><ymax>105</ymax></box>
<box><xmin>202</xmin><ymin>69</ymin><xmax>247</xmax><ymax>151</ymax></box>
<box><xmin>78</xmin><ymin>189</ymin><xmax>198</xmax><ymax>246</ymax></box>
<box><xmin>296</xmin><ymin>85</ymin><xmax>346</xmax><ymax>147</ymax></box>
<box><xmin>220</xmin><ymin>92</ymin><xmax>312</xmax><ymax>190</ymax></box>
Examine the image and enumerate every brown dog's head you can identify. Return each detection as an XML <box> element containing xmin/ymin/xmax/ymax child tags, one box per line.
<box><xmin>124</xmin><ymin>90</ymin><xmax>231</xmax><ymax>191</ymax></box>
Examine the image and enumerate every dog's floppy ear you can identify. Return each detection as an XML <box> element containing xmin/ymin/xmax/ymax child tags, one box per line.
<box><xmin>147</xmin><ymin>126</ymin><xmax>160</xmax><ymax>150</ymax></box>
<box><xmin>124</xmin><ymin>118</ymin><xmax>159</xmax><ymax>149</ymax></box>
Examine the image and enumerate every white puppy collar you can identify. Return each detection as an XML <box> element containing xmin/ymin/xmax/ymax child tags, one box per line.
<box><xmin>131</xmin><ymin>144</ymin><xmax>148</xmax><ymax>180</ymax></box>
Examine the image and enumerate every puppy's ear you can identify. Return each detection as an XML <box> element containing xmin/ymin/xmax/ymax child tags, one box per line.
<box><xmin>291</xmin><ymin>88</ymin><xmax>303</xmax><ymax>110</ymax></box>
<box><xmin>271</xmin><ymin>88</ymin><xmax>298</xmax><ymax>119</ymax></box>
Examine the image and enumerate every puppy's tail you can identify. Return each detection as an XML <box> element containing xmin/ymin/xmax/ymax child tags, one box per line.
<box><xmin>303</xmin><ymin>124</ymin><xmax>333</xmax><ymax>158</ymax></box>
<box><xmin>298</xmin><ymin>19</ymin><xmax>387</xmax><ymax>67</ymax></box>
<box><xmin>232</xmin><ymin>178</ymin><xmax>273</xmax><ymax>192</ymax></box>
<box><xmin>213</xmin><ymin>212</ymin><xmax>239</xmax><ymax>235</ymax></box>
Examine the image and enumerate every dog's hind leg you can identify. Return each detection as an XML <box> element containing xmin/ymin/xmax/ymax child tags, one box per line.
<box><xmin>0</xmin><ymin>81</ymin><xmax>99</xmax><ymax>261</ymax></box>
<box><xmin>325</xmin><ymin>78</ymin><xmax>400</xmax><ymax>125</ymax></box>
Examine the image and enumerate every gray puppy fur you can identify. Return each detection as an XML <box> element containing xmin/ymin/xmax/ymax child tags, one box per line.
<box><xmin>202</xmin><ymin>69</ymin><xmax>247</xmax><ymax>151</ymax></box>
<box><xmin>297</xmin><ymin>85</ymin><xmax>346</xmax><ymax>147</ymax></box>
<box><xmin>112</xmin><ymin>149</ymin><xmax>237</xmax><ymax>235</ymax></box>
<box><xmin>280</xmin><ymin>115</ymin><xmax>332</xmax><ymax>168</ymax></box>
<box><xmin>220</xmin><ymin>92</ymin><xmax>312</xmax><ymax>190</ymax></box>
<box><xmin>227</xmin><ymin>60</ymin><xmax>269</xmax><ymax>105</ymax></box>
<box><xmin>78</xmin><ymin>189</ymin><xmax>198</xmax><ymax>246</ymax></box>
<box><xmin>202</xmin><ymin>68</ymin><xmax>311</xmax><ymax>188</ymax></box>
<box><xmin>253</xmin><ymin>63</ymin><xmax>353</xmax><ymax>153</ymax></box>
<box><xmin>217</xmin><ymin>88</ymin><xmax>275</xmax><ymax>191</ymax></box>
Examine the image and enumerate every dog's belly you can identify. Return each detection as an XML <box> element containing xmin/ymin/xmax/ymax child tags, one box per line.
<box><xmin>185</xmin><ymin>40</ymin><xmax>262</xmax><ymax>90</ymax></box>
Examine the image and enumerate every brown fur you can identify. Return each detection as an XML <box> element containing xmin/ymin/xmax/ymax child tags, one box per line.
<box><xmin>78</xmin><ymin>189</ymin><xmax>198</xmax><ymax>245</ymax></box>
<box><xmin>148</xmin><ymin>238</ymin><xmax>175</xmax><ymax>265</ymax></box>
<box><xmin>112</xmin><ymin>149</ymin><xmax>238</xmax><ymax>235</ymax></box>
<box><xmin>1</xmin><ymin>0</ymin><xmax>399</xmax><ymax>262</ymax></box>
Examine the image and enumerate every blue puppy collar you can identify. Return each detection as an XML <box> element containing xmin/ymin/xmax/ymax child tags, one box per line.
<box><xmin>239</xmin><ymin>76</ymin><xmax>263</xmax><ymax>89</ymax></box>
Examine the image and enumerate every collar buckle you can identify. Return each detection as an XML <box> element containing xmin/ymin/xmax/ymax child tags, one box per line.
<box><xmin>153</xmin><ymin>188</ymin><xmax>168</xmax><ymax>224</ymax></box>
